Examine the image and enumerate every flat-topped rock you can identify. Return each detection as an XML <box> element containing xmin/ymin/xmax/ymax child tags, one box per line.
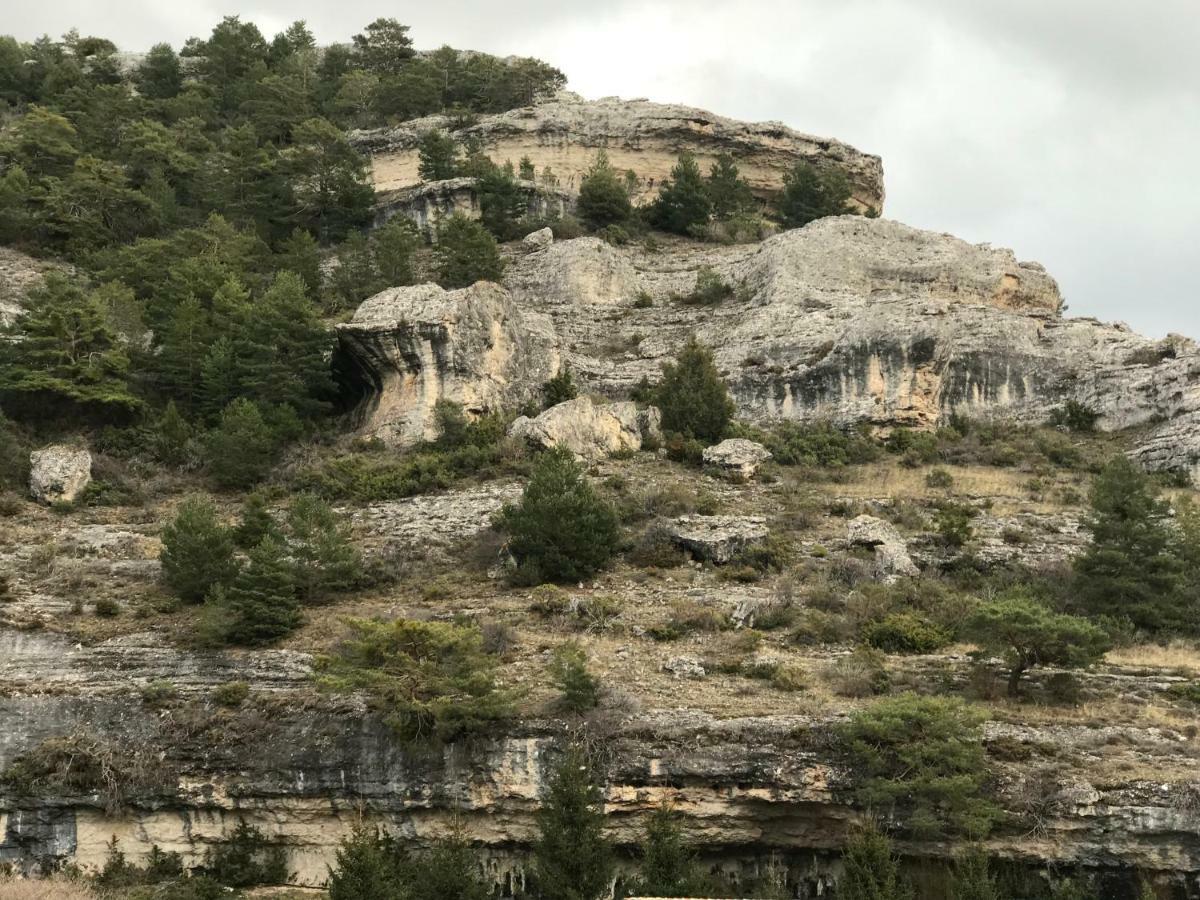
<box><xmin>508</xmin><ymin>398</ymin><xmax>661</xmax><ymax>460</ymax></box>
<box><xmin>668</xmin><ymin>515</ymin><xmax>769</xmax><ymax>565</ymax></box>
<box><xmin>703</xmin><ymin>438</ymin><xmax>773</xmax><ymax>481</ymax></box>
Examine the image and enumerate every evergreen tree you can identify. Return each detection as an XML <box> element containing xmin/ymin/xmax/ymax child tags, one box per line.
<box><xmin>417</xmin><ymin>130</ymin><xmax>460</xmax><ymax>181</ymax></box>
<box><xmin>327</xmin><ymin>824</ymin><xmax>407</xmax><ymax>900</ymax></box>
<box><xmin>654</xmin><ymin>336</ymin><xmax>735</xmax><ymax>444</ymax></box>
<box><xmin>549</xmin><ymin>641</ymin><xmax>601</xmax><ymax>713</ymax></box>
<box><xmin>198</xmin><ymin>336</ymin><xmax>239</xmax><ymax>419</ymax></box>
<box><xmin>775</xmin><ymin>160</ymin><xmax>853</xmax><ymax>228</ymax></box>
<box><xmin>531</xmin><ymin>746</ymin><xmax>614</xmax><ymax>900</ymax></box>
<box><xmin>542</xmin><ymin>368</ymin><xmax>578</xmax><ymax>409</ymax></box>
<box><xmin>518</xmin><ymin>156</ymin><xmax>536</xmax><ymax>181</ymax></box>
<box><xmin>499</xmin><ymin>447</ymin><xmax>620</xmax><ymax>584</ymax></box>
<box><xmin>159</xmin><ymin>495</ymin><xmax>238</xmax><ymax>604</ymax></box>
<box><xmin>235</xmin><ymin>489</ymin><xmax>280</xmax><ymax>549</ymax></box>
<box><xmin>434</xmin><ymin>214</ymin><xmax>504</xmax><ymax>288</ymax></box>
<box><xmin>706</xmin><ymin>153</ymin><xmax>755</xmax><ymax>220</ymax></box>
<box><xmin>408</xmin><ymin>832</ymin><xmax>491</xmax><ymax>900</ymax></box>
<box><xmin>1073</xmin><ymin>456</ymin><xmax>1185</xmax><ymax>632</ymax></box>
<box><xmin>650</xmin><ymin>152</ymin><xmax>712</xmax><ymax>235</ymax></box>
<box><xmin>278</xmin><ymin>227</ymin><xmax>323</xmax><ymax>296</ymax></box>
<box><xmin>151</xmin><ymin>400</ymin><xmax>195</xmax><ymax>468</ymax></box>
<box><xmin>135</xmin><ymin>43</ymin><xmax>183</xmax><ymax>99</ymax></box>
<box><xmin>284</xmin><ymin>117</ymin><xmax>374</xmax><ymax>241</ymax></box>
<box><xmin>371</xmin><ymin>219</ymin><xmax>419</xmax><ymax>287</ymax></box>
<box><xmin>327</xmin><ymin>230</ymin><xmax>385</xmax><ymax>309</ymax></box>
<box><xmin>351</xmin><ymin>18</ymin><xmax>416</xmax><ymax>77</ymax></box>
<box><xmin>839</xmin><ymin>825</ymin><xmax>913</xmax><ymax>900</ymax></box>
<box><xmin>219</xmin><ymin>535</ymin><xmax>301</xmax><ymax>645</ymax></box>
<box><xmin>0</xmin><ymin>273</ymin><xmax>140</xmax><ymax>421</ymax></box>
<box><xmin>634</xmin><ymin>804</ymin><xmax>702</xmax><ymax>897</ymax></box>
<box><xmin>205</xmin><ymin>398</ymin><xmax>277</xmax><ymax>489</ymax></box>
<box><xmin>577</xmin><ymin>151</ymin><xmax>632</xmax><ymax>228</ymax></box>
<box><xmin>286</xmin><ymin>492</ymin><xmax>361</xmax><ymax>602</ymax></box>
<box><xmin>0</xmin><ymin>165</ymin><xmax>33</xmax><ymax>244</ymax></box>
<box><xmin>2</xmin><ymin>105</ymin><xmax>79</xmax><ymax>179</ymax></box>
<box><xmin>156</xmin><ymin>295</ymin><xmax>212</xmax><ymax>410</ymax></box>
<box><xmin>478</xmin><ymin>164</ymin><xmax>526</xmax><ymax>240</ymax></box>
<box><xmin>951</xmin><ymin>847</ymin><xmax>999</xmax><ymax>900</ymax></box>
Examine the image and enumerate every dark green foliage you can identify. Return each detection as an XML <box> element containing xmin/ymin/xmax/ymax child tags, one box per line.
<box><xmin>278</xmin><ymin>227</ymin><xmax>323</xmax><ymax>295</ymax></box>
<box><xmin>1049</xmin><ymin>400</ymin><xmax>1100</xmax><ymax>433</ymax></box>
<box><xmin>549</xmin><ymin>641</ymin><xmax>601</xmax><ymax>712</ymax></box>
<box><xmin>159</xmin><ymin>495</ymin><xmax>238</xmax><ymax>604</ymax></box>
<box><xmin>408</xmin><ymin>832</ymin><xmax>491</xmax><ymax>900</ymax></box>
<box><xmin>284</xmin><ymin>117</ymin><xmax>374</xmax><ymax>240</ymax></box>
<box><xmin>576</xmin><ymin>151</ymin><xmax>632</xmax><ymax>228</ymax></box>
<box><xmin>217</xmin><ymin>536</ymin><xmax>301</xmax><ymax>646</ymax></box>
<box><xmin>650</xmin><ymin>152</ymin><xmax>712</xmax><ymax>235</ymax></box>
<box><xmin>203</xmin><ymin>820</ymin><xmax>289</xmax><ymax>888</ymax></box>
<box><xmin>677</xmin><ymin>266</ymin><xmax>734</xmax><ymax>306</ymax></box>
<box><xmin>135</xmin><ymin>43</ymin><xmax>183</xmax><ymax>99</ymax></box>
<box><xmin>531</xmin><ymin>746</ymin><xmax>614</xmax><ymax>900</ymax></box>
<box><xmin>935</xmin><ymin>503</ymin><xmax>976</xmax><ymax>548</ymax></box>
<box><xmin>351</xmin><ymin>18</ymin><xmax>415</xmax><ymax>76</ymax></box>
<box><xmin>373</xmin><ymin>218</ymin><xmax>420</xmax><ymax>286</ymax></box>
<box><xmin>316</xmin><ymin>618</ymin><xmax>513</xmax><ymax>743</ymax></box>
<box><xmin>435</xmin><ymin>213</ymin><xmax>505</xmax><ymax>288</ymax></box>
<box><xmin>756</xmin><ymin>420</ymin><xmax>879</xmax><ymax>468</ymax></box>
<box><xmin>479</xmin><ymin>164</ymin><xmax>528</xmax><ymax>240</ymax></box>
<box><xmin>967</xmin><ymin>594</ymin><xmax>1110</xmax><ymax>697</ymax></box>
<box><xmin>0</xmin><ymin>414</ymin><xmax>31</xmax><ymax>490</ymax></box>
<box><xmin>775</xmin><ymin>160</ymin><xmax>854</xmax><ymax>228</ymax></box>
<box><xmin>0</xmin><ymin>273</ymin><xmax>139</xmax><ymax>422</ymax></box>
<box><xmin>235</xmin><ymin>490</ymin><xmax>280</xmax><ymax>549</ymax></box>
<box><xmin>839</xmin><ymin>825</ymin><xmax>913</xmax><ymax>900</ymax></box>
<box><xmin>286</xmin><ymin>492</ymin><xmax>363</xmax><ymax>602</ymax></box>
<box><xmin>542</xmin><ymin>368</ymin><xmax>578</xmax><ymax>409</ymax></box>
<box><xmin>840</xmin><ymin>693</ymin><xmax>1000</xmax><ymax>838</ymax></box>
<box><xmin>327</xmin><ymin>824</ymin><xmax>408</xmax><ymax>900</ymax></box>
<box><xmin>707</xmin><ymin>153</ymin><xmax>756</xmax><ymax>220</ymax></box>
<box><xmin>499</xmin><ymin>447</ymin><xmax>620</xmax><ymax>584</ymax></box>
<box><xmin>632</xmin><ymin>804</ymin><xmax>705</xmax><ymax>897</ymax></box>
<box><xmin>951</xmin><ymin>847</ymin><xmax>1000</xmax><ymax>900</ymax></box>
<box><xmin>1073</xmin><ymin>456</ymin><xmax>1185</xmax><ymax>632</ymax></box>
<box><xmin>205</xmin><ymin>399</ymin><xmax>279</xmax><ymax>489</ymax></box>
<box><xmin>654</xmin><ymin>337</ymin><xmax>735</xmax><ymax>444</ymax></box>
<box><xmin>864</xmin><ymin>613</ymin><xmax>952</xmax><ymax>654</ymax></box>
<box><xmin>418</xmin><ymin>130</ymin><xmax>460</xmax><ymax>181</ymax></box>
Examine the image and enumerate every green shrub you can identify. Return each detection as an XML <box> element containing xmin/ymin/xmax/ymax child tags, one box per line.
<box><xmin>94</xmin><ymin>597</ymin><xmax>120</xmax><ymax>617</ymax></box>
<box><xmin>498</xmin><ymin>448</ymin><xmax>620</xmax><ymax>584</ymax></box>
<box><xmin>286</xmin><ymin>493</ymin><xmax>362</xmax><ymax>602</ymax></box>
<box><xmin>774</xmin><ymin>161</ymin><xmax>853</xmax><ymax>228</ymax></box>
<box><xmin>839</xmin><ymin>824</ymin><xmax>913</xmax><ymax>900</ymax></box>
<box><xmin>205</xmin><ymin>399</ymin><xmax>279</xmax><ymax>489</ymax></box>
<box><xmin>212</xmin><ymin>681</ymin><xmax>250</xmax><ymax>707</ymax></box>
<box><xmin>629</xmin><ymin>804</ymin><xmax>707</xmax><ymax>897</ymax></box>
<box><xmin>435</xmin><ymin>214</ymin><xmax>504</xmax><ymax>288</ymax></box>
<box><xmin>549</xmin><ymin>641</ymin><xmax>601</xmax><ymax>713</ymax></box>
<box><xmin>316</xmin><ymin>618</ymin><xmax>513</xmax><ymax>743</ymax></box>
<box><xmin>677</xmin><ymin>266</ymin><xmax>733</xmax><ymax>306</ymax></box>
<box><xmin>743</xmin><ymin>420</ymin><xmax>880</xmax><ymax>468</ymax></box>
<box><xmin>864</xmin><ymin>612</ymin><xmax>952</xmax><ymax>654</ymax></box>
<box><xmin>1049</xmin><ymin>400</ymin><xmax>1099</xmax><ymax>433</ymax></box>
<box><xmin>925</xmin><ymin>468</ymin><xmax>954</xmax><ymax>490</ymax></box>
<box><xmin>215</xmin><ymin>536</ymin><xmax>301</xmax><ymax>646</ymax></box>
<box><xmin>649</xmin><ymin>152</ymin><xmax>712</xmax><ymax>235</ymax></box>
<box><xmin>839</xmin><ymin>693</ymin><xmax>1000</xmax><ymax>838</ymax></box>
<box><xmin>159</xmin><ymin>495</ymin><xmax>238</xmax><ymax>604</ymax></box>
<box><xmin>825</xmin><ymin>646</ymin><xmax>891</xmax><ymax>698</ymax></box>
<box><xmin>542</xmin><ymin>368</ymin><xmax>578</xmax><ymax>409</ymax></box>
<box><xmin>327</xmin><ymin>824</ymin><xmax>408</xmax><ymax>900</ymax></box>
<box><xmin>531</xmin><ymin>746</ymin><xmax>614</xmax><ymax>900</ymax></box>
<box><xmin>203</xmin><ymin>820</ymin><xmax>288</xmax><ymax>888</ymax></box>
<box><xmin>935</xmin><ymin>503</ymin><xmax>976</xmax><ymax>548</ymax></box>
<box><xmin>654</xmin><ymin>337</ymin><xmax>735</xmax><ymax>445</ymax></box>
<box><xmin>139</xmin><ymin>680</ymin><xmax>177</xmax><ymax>706</ymax></box>
<box><xmin>576</xmin><ymin>150</ymin><xmax>632</xmax><ymax>228</ymax></box>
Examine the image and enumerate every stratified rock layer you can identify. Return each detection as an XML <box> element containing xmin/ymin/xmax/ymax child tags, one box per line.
<box><xmin>374</xmin><ymin>177</ymin><xmax>574</xmax><ymax>240</ymax></box>
<box><xmin>352</xmin><ymin>93</ymin><xmax>885</xmax><ymax>212</ymax></box>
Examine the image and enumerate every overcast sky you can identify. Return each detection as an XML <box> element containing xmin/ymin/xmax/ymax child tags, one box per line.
<box><xmin>7</xmin><ymin>1</ymin><xmax>1199</xmax><ymax>337</ymax></box>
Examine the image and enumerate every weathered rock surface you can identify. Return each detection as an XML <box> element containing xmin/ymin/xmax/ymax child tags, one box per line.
<box><xmin>668</xmin><ymin>515</ymin><xmax>769</xmax><ymax>565</ymax></box>
<box><xmin>0</xmin><ymin>247</ymin><xmax>61</xmax><ymax>327</ymax></box>
<box><xmin>508</xmin><ymin>398</ymin><xmax>661</xmax><ymax>460</ymax></box>
<box><xmin>28</xmin><ymin>446</ymin><xmax>92</xmax><ymax>505</ymax></box>
<box><xmin>335</xmin><ymin>282</ymin><xmax>559</xmax><ymax>446</ymax></box>
<box><xmin>846</xmin><ymin>514</ymin><xmax>919</xmax><ymax>581</ymax></box>
<box><xmin>703</xmin><ymin>438</ymin><xmax>772</xmax><ymax>481</ymax></box>
<box><xmin>374</xmin><ymin>177</ymin><xmax>573</xmax><ymax>240</ymax></box>
<box><xmin>505</xmin><ymin>237</ymin><xmax>640</xmax><ymax>306</ymax></box>
<box><xmin>352</xmin><ymin>92</ymin><xmax>885</xmax><ymax>213</ymax></box>
<box><xmin>522</xmin><ymin>226</ymin><xmax>554</xmax><ymax>251</ymax></box>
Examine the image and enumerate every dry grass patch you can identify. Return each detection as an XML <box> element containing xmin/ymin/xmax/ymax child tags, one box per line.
<box><xmin>1106</xmin><ymin>641</ymin><xmax>1200</xmax><ymax>675</ymax></box>
<box><xmin>0</xmin><ymin>877</ymin><xmax>97</xmax><ymax>900</ymax></box>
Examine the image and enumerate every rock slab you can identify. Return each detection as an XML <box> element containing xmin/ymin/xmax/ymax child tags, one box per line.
<box><xmin>508</xmin><ymin>398</ymin><xmax>661</xmax><ymax>460</ymax></box>
<box><xmin>29</xmin><ymin>445</ymin><xmax>92</xmax><ymax>505</ymax></box>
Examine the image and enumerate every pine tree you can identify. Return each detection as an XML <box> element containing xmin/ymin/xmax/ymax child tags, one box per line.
<box><xmin>205</xmin><ymin>398</ymin><xmax>277</xmax><ymax>489</ymax></box>
<box><xmin>235</xmin><ymin>489</ymin><xmax>280</xmax><ymax>549</ymax></box>
<box><xmin>351</xmin><ymin>18</ymin><xmax>416</xmax><ymax>77</ymax></box>
<box><xmin>549</xmin><ymin>641</ymin><xmax>601</xmax><ymax>713</ymax></box>
<box><xmin>156</xmin><ymin>295</ymin><xmax>212</xmax><ymax>411</ymax></box>
<box><xmin>434</xmin><ymin>214</ymin><xmax>505</xmax><ymax>288</ymax></box>
<box><xmin>284</xmin><ymin>117</ymin><xmax>373</xmax><ymax>241</ymax></box>
<box><xmin>135</xmin><ymin>43</ymin><xmax>183</xmax><ymax>99</ymax></box>
<box><xmin>408</xmin><ymin>832</ymin><xmax>491</xmax><ymax>900</ymax></box>
<box><xmin>151</xmin><ymin>400</ymin><xmax>195</xmax><ymax>468</ymax></box>
<box><xmin>278</xmin><ymin>227</ymin><xmax>323</xmax><ymax>296</ymax></box>
<box><xmin>417</xmin><ymin>130</ymin><xmax>460</xmax><ymax>181</ymax></box>
<box><xmin>286</xmin><ymin>492</ymin><xmax>361</xmax><ymax>602</ymax></box>
<box><xmin>1074</xmin><ymin>456</ymin><xmax>1185</xmax><ymax>632</ymax></box>
<box><xmin>327</xmin><ymin>230</ymin><xmax>384</xmax><ymax>310</ymax></box>
<box><xmin>655</xmin><ymin>336</ymin><xmax>735</xmax><ymax>444</ymax></box>
<box><xmin>542</xmin><ymin>368</ymin><xmax>578</xmax><ymax>409</ymax></box>
<box><xmin>371</xmin><ymin>219</ymin><xmax>419</xmax><ymax>287</ymax></box>
<box><xmin>220</xmin><ymin>535</ymin><xmax>301</xmax><ymax>646</ymax></box>
<box><xmin>950</xmin><ymin>847</ymin><xmax>999</xmax><ymax>900</ymax></box>
<box><xmin>650</xmin><ymin>152</ymin><xmax>712</xmax><ymax>235</ymax></box>
<box><xmin>327</xmin><ymin>824</ymin><xmax>407</xmax><ymax>900</ymax></box>
<box><xmin>775</xmin><ymin>161</ymin><xmax>853</xmax><ymax>228</ymax></box>
<box><xmin>576</xmin><ymin>151</ymin><xmax>631</xmax><ymax>228</ymax></box>
<box><xmin>839</xmin><ymin>825</ymin><xmax>913</xmax><ymax>900</ymax></box>
<box><xmin>706</xmin><ymin>153</ymin><xmax>755</xmax><ymax>220</ymax></box>
<box><xmin>0</xmin><ymin>273</ymin><xmax>140</xmax><ymax>421</ymax></box>
<box><xmin>199</xmin><ymin>337</ymin><xmax>239</xmax><ymax>420</ymax></box>
<box><xmin>531</xmin><ymin>746</ymin><xmax>614</xmax><ymax>900</ymax></box>
<box><xmin>635</xmin><ymin>804</ymin><xmax>702</xmax><ymax>897</ymax></box>
<box><xmin>478</xmin><ymin>165</ymin><xmax>526</xmax><ymax>240</ymax></box>
<box><xmin>159</xmin><ymin>495</ymin><xmax>238</xmax><ymax>604</ymax></box>
<box><xmin>499</xmin><ymin>447</ymin><xmax>620</xmax><ymax>584</ymax></box>
<box><xmin>518</xmin><ymin>156</ymin><xmax>536</xmax><ymax>181</ymax></box>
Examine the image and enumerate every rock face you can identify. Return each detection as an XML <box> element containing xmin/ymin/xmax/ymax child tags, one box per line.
<box><xmin>508</xmin><ymin>398</ymin><xmax>662</xmax><ymax>460</ymax></box>
<box><xmin>703</xmin><ymin>438</ymin><xmax>773</xmax><ymax>481</ymax></box>
<box><xmin>374</xmin><ymin>177</ymin><xmax>574</xmax><ymax>241</ymax></box>
<box><xmin>352</xmin><ymin>93</ymin><xmax>885</xmax><ymax>213</ymax></box>
<box><xmin>335</xmin><ymin>282</ymin><xmax>559</xmax><ymax>446</ymax></box>
<box><xmin>846</xmin><ymin>515</ymin><xmax>919</xmax><ymax>581</ymax></box>
<box><xmin>522</xmin><ymin>226</ymin><xmax>554</xmax><ymax>251</ymax></box>
<box><xmin>505</xmin><ymin>237</ymin><xmax>640</xmax><ymax>307</ymax></box>
<box><xmin>668</xmin><ymin>515</ymin><xmax>769</xmax><ymax>564</ymax></box>
<box><xmin>28</xmin><ymin>446</ymin><xmax>92</xmax><ymax>505</ymax></box>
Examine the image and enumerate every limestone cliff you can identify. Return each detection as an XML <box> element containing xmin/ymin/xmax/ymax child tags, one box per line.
<box><xmin>375</xmin><ymin>177</ymin><xmax>576</xmax><ymax>240</ymax></box>
<box><xmin>351</xmin><ymin>93</ymin><xmax>885</xmax><ymax>213</ymax></box>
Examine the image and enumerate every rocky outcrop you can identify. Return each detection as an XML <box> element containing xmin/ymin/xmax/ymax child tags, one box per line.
<box><xmin>374</xmin><ymin>177</ymin><xmax>574</xmax><ymax>240</ymax></box>
<box><xmin>0</xmin><ymin>247</ymin><xmax>63</xmax><ymax>327</ymax></box>
<box><xmin>522</xmin><ymin>226</ymin><xmax>554</xmax><ymax>251</ymax></box>
<box><xmin>335</xmin><ymin>282</ymin><xmax>560</xmax><ymax>446</ymax></box>
<box><xmin>28</xmin><ymin>446</ymin><xmax>92</xmax><ymax>505</ymax></box>
<box><xmin>846</xmin><ymin>514</ymin><xmax>919</xmax><ymax>581</ymax></box>
<box><xmin>703</xmin><ymin>438</ymin><xmax>772</xmax><ymax>481</ymax></box>
<box><xmin>667</xmin><ymin>515</ymin><xmax>769</xmax><ymax>564</ymax></box>
<box><xmin>505</xmin><ymin>237</ymin><xmax>640</xmax><ymax>307</ymax></box>
<box><xmin>508</xmin><ymin>398</ymin><xmax>661</xmax><ymax>460</ymax></box>
<box><xmin>352</xmin><ymin>93</ymin><xmax>885</xmax><ymax>213</ymax></box>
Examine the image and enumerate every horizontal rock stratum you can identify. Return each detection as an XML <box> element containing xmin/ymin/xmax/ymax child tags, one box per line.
<box><xmin>350</xmin><ymin>92</ymin><xmax>886</xmax><ymax>212</ymax></box>
<box><xmin>337</xmin><ymin>215</ymin><xmax>1200</xmax><ymax>481</ymax></box>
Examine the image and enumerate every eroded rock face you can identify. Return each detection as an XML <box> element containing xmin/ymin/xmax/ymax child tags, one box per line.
<box><xmin>703</xmin><ymin>438</ymin><xmax>773</xmax><ymax>481</ymax></box>
<box><xmin>505</xmin><ymin>237</ymin><xmax>640</xmax><ymax>307</ymax></box>
<box><xmin>352</xmin><ymin>92</ymin><xmax>885</xmax><ymax>212</ymax></box>
<box><xmin>374</xmin><ymin>177</ymin><xmax>574</xmax><ymax>241</ymax></box>
<box><xmin>508</xmin><ymin>398</ymin><xmax>661</xmax><ymax>460</ymax></box>
<box><xmin>846</xmin><ymin>514</ymin><xmax>919</xmax><ymax>581</ymax></box>
<box><xmin>668</xmin><ymin>515</ymin><xmax>769</xmax><ymax>564</ymax></box>
<box><xmin>28</xmin><ymin>446</ymin><xmax>92</xmax><ymax>505</ymax></box>
<box><xmin>522</xmin><ymin>226</ymin><xmax>554</xmax><ymax>251</ymax></box>
<box><xmin>335</xmin><ymin>282</ymin><xmax>559</xmax><ymax>446</ymax></box>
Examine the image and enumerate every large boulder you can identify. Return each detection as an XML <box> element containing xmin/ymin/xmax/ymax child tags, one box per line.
<box><xmin>846</xmin><ymin>514</ymin><xmax>919</xmax><ymax>582</ymax></box>
<box><xmin>336</xmin><ymin>282</ymin><xmax>560</xmax><ymax>446</ymax></box>
<box><xmin>702</xmin><ymin>438</ymin><xmax>773</xmax><ymax>481</ymax></box>
<box><xmin>522</xmin><ymin>227</ymin><xmax>554</xmax><ymax>251</ymax></box>
<box><xmin>668</xmin><ymin>515</ymin><xmax>769</xmax><ymax>565</ymax></box>
<box><xmin>505</xmin><ymin>237</ymin><xmax>641</xmax><ymax>306</ymax></box>
<box><xmin>29</xmin><ymin>445</ymin><xmax>92</xmax><ymax>505</ymax></box>
<box><xmin>508</xmin><ymin>398</ymin><xmax>661</xmax><ymax>460</ymax></box>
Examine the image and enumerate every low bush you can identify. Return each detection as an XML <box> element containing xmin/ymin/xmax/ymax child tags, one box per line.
<box><xmin>864</xmin><ymin>612</ymin><xmax>953</xmax><ymax>654</ymax></box>
<box><xmin>549</xmin><ymin>641</ymin><xmax>602</xmax><ymax>712</ymax></box>
<box><xmin>212</xmin><ymin>681</ymin><xmax>251</xmax><ymax>707</ymax></box>
<box><xmin>203</xmin><ymin>820</ymin><xmax>289</xmax><ymax>888</ymax></box>
<box><xmin>825</xmin><ymin>646</ymin><xmax>891</xmax><ymax>698</ymax></box>
<box><xmin>733</xmin><ymin>420</ymin><xmax>879</xmax><ymax>468</ymax></box>
<box><xmin>676</xmin><ymin>266</ymin><xmax>734</xmax><ymax>306</ymax></box>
